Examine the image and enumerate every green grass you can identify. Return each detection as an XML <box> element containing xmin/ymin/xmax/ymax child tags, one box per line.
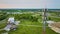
<box><xmin>0</xmin><ymin>19</ymin><xmax>7</xmax><ymax>29</ymax></box>
<box><xmin>0</xmin><ymin>12</ymin><xmax>59</xmax><ymax>34</ymax></box>
<box><xmin>8</xmin><ymin>19</ymin><xmax>43</xmax><ymax>34</ymax></box>
<box><xmin>0</xmin><ymin>19</ymin><xmax>58</xmax><ymax>34</ymax></box>
<box><xmin>9</xmin><ymin>26</ymin><xmax>42</xmax><ymax>34</ymax></box>
<box><xmin>20</xmin><ymin>19</ymin><xmax>42</xmax><ymax>26</ymax></box>
<box><xmin>46</xmin><ymin>27</ymin><xmax>58</xmax><ymax>34</ymax></box>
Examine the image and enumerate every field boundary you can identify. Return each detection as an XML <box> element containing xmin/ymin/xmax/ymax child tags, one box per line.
<box><xmin>19</xmin><ymin>24</ymin><xmax>48</xmax><ymax>27</ymax></box>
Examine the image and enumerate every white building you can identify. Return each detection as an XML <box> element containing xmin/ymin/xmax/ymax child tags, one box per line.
<box><xmin>8</xmin><ymin>17</ymin><xmax>14</xmax><ymax>23</ymax></box>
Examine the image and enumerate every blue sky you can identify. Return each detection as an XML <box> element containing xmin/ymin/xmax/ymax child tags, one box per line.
<box><xmin>0</xmin><ymin>0</ymin><xmax>60</xmax><ymax>9</ymax></box>
<box><xmin>47</xmin><ymin>0</ymin><xmax>60</xmax><ymax>9</ymax></box>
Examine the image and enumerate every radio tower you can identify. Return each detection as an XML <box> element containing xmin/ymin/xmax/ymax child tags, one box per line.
<box><xmin>42</xmin><ymin>0</ymin><xmax>47</xmax><ymax>34</ymax></box>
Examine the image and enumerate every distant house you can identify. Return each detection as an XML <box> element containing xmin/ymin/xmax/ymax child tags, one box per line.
<box><xmin>46</xmin><ymin>21</ymin><xmax>54</xmax><ymax>24</ymax></box>
<box><xmin>8</xmin><ymin>17</ymin><xmax>14</xmax><ymax>23</ymax></box>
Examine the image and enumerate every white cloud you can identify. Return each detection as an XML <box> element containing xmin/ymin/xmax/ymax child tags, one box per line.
<box><xmin>1</xmin><ymin>0</ymin><xmax>60</xmax><ymax>9</ymax></box>
<box><xmin>0</xmin><ymin>0</ymin><xmax>46</xmax><ymax>9</ymax></box>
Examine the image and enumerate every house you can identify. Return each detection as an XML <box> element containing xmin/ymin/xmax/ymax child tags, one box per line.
<box><xmin>4</xmin><ymin>17</ymin><xmax>20</xmax><ymax>31</ymax></box>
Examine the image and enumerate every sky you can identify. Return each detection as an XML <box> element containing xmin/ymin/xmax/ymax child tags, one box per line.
<box><xmin>47</xmin><ymin>0</ymin><xmax>60</xmax><ymax>9</ymax></box>
<box><xmin>0</xmin><ymin>0</ymin><xmax>60</xmax><ymax>9</ymax></box>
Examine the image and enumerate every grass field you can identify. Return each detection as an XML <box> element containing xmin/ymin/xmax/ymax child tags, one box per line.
<box><xmin>0</xmin><ymin>19</ymin><xmax>58</xmax><ymax>34</ymax></box>
<box><xmin>0</xmin><ymin>10</ymin><xmax>59</xmax><ymax>34</ymax></box>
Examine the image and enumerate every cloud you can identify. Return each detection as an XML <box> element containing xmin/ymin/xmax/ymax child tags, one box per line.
<box><xmin>0</xmin><ymin>0</ymin><xmax>46</xmax><ymax>9</ymax></box>
<box><xmin>1</xmin><ymin>0</ymin><xmax>60</xmax><ymax>9</ymax></box>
